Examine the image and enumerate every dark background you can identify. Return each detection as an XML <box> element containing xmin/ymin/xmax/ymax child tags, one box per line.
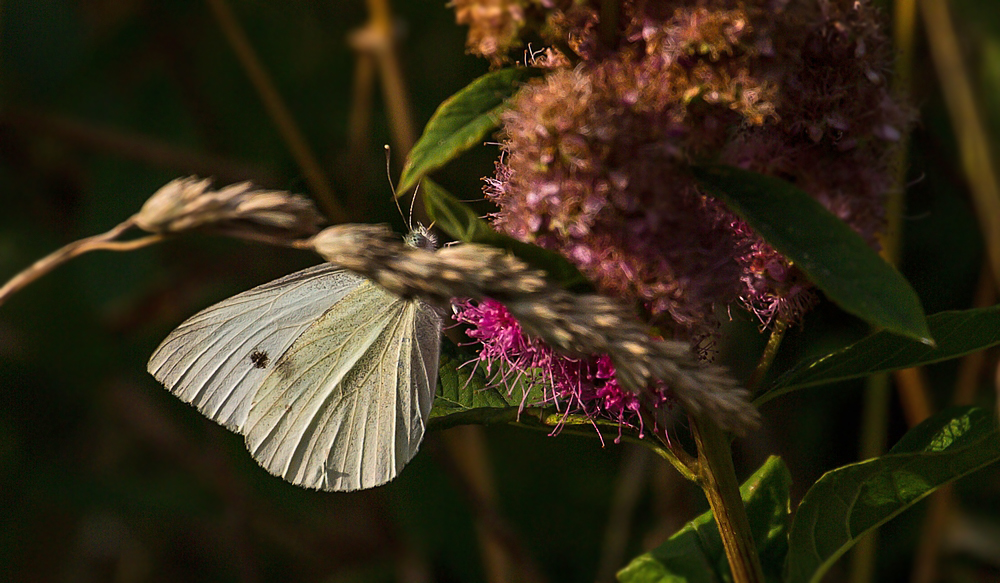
<box><xmin>1</xmin><ymin>1</ymin><xmax>999</xmax><ymax>581</ymax></box>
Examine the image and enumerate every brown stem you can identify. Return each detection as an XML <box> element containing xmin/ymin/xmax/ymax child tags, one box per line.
<box><xmin>204</xmin><ymin>0</ymin><xmax>347</xmax><ymax>223</ymax></box>
<box><xmin>595</xmin><ymin>445</ymin><xmax>652</xmax><ymax>583</ymax></box>
<box><xmin>690</xmin><ymin>414</ymin><xmax>764</xmax><ymax>583</ymax></box>
<box><xmin>919</xmin><ymin>0</ymin><xmax>1000</xmax><ymax>290</ymax></box>
<box><xmin>848</xmin><ymin>372</ymin><xmax>892</xmax><ymax>583</ymax></box>
<box><xmin>364</xmin><ymin>0</ymin><xmax>417</xmax><ymax>155</ymax></box>
<box><xmin>434</xmin><ymin>429</ymin><xmax>547</xmax><ymax>583</ymax></box>
<box><xmin>639</xmin><ymin>407</ymin><xmax>699</xmax><ymax>482</ymax></box>
<box><xmin>850</xmin><ymin>1</ymin><xmax>918</xmax><ymax>574</ymax></box>
<box><xmin>954</xmin><ymin>258</ymin><xmax>998</xmax><ymax>403</ymax></box>
<box><xmin>1</xmin><ymin>108</ymin><xmax>274</xmax><ymax>185</ymax></box>
<box><xmin>747</xmin><ymin>318</ymin><xmax>787</xmax><ymax>393</ymax></box>
<box><xmin>346</xmin><ymin>51</ymin><xmax>378</xmax><ymax>196</ymax></box>
<box><xmin>441</xmin><ymin>426</ymin><xmax>525</xmax><ymax>583</ymax></box>
<box><xmin>0</xmin><ymin>219</ymin><xmax>161</xmax><ymax>307</ymax></box>
<box><xmin>348</xmin><ymin>0</ymin><xmax>426</xmax><ymax>226</ymax></box>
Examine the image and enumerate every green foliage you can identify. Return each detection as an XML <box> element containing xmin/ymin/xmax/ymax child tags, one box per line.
<box><xmin>694</xmin><ymin>165</ymin><xmax>933</xmax><ymax>344</ymax></box>
<box><xmin>618</xmin><ymin>457</ymin><xmax>791</xmax><ymax>583</ymax></box>
<box><xmin>399</xmin><ymin>68</ymin><xmax>544</xmax><ymax>193</ymax></box>
<box><xmin>429</xmin><ymin>341</ymin><xmax>525</xmax><ymax>429</ymax></box>
<box><xmin>785</xmin><ymin>407</ymin><xmax>1000</xmax><ymax>583</ymax></box>
<box><xmin>758</xmin><ymin>305</ymin><xmax>1000</xmax><ymax>405</ymax></box>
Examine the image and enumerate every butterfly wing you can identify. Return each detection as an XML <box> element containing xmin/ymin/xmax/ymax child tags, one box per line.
<box><xmin>244</xmin><ymin>280</ymin><xmax>441</xmax><ymax>491</ymax></box>
<box><xmin>147</xmin><ymin>263</ymin><xmax>365</xmax><ymax>432</ymax></box>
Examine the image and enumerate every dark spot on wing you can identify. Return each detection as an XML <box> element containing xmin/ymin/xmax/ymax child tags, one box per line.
<box><xmin>250</xmin><ymin>350</ymin><xmax>270</xmax><ymax>369</ymax></box>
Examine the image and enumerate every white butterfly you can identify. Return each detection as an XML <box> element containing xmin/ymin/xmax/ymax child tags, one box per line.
<box><xmin>148</xmin><ymin>259</ymin><xmax>442</xmax><ymax>492</ymax></box>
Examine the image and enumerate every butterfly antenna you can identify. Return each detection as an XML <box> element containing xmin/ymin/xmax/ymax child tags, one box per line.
<box><xmin>384</xmin><ymin>144</ymin><xmax>407</xmax><ymax>224</ymax></box>
<box><xmin>408</xmin><ymin>182</ymin><xmax>420</xmax><ymax>232</ymax></box>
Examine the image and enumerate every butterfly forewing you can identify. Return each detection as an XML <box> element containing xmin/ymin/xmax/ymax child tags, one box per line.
<box><xmin>147</xmin><ymin>264</ymin><xmax>371</xmax><ymax>431</ymax></box>
<box><xmin>245</xmin><ymin>281</ymin><xmax>441</xmax><ymax>491</ymax></box>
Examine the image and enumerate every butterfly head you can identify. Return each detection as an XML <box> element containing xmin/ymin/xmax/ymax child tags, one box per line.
<box><xmin>404</xmin><ymin>224</ymin><xmax>437</xmax><ymax>251</ymax></box>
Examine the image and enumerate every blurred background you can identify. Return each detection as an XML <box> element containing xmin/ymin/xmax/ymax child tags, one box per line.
<box><xmin>1</xmin><ymin>1</ymin><xmax>999</xmax><ymax>581</ymax></box>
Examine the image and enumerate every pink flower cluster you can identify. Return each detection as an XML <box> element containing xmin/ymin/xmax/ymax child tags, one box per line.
<box><xmin>452</xmin><ymin>0</ymin><xmax>911</xmax><ymax>425</ymax></box>
<box><xmin>454</xmin><ymin>298</ymin><xmax>671</xmax><ymax>436</ymax></box>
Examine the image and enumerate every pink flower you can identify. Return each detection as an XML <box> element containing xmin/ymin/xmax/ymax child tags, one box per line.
<box><xmin>452</xmin><ymin>0</ymin><xmax>910</xmax><ymax>429</ymax></box>
<box><xmin>453</xmin><ymin>299</ymin><xmax>672</xmax><ymax>437</ymax></box>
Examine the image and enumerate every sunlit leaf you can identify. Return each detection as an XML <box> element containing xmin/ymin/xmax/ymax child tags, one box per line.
<box><xmin>429</xmin><ymin>342</ymin><xmax>521</xmax><ymax>430</ymax></box>
<box><xmin>785</xmin><ymin>407</ymin><xmax>1000</xmax><ymax>583</ymax></box>
<box><xmin>399</xmin><ymin>68</ymin><xmax>543</xmax><ymax>193</ymax></box>
<box><xmin>756</xmin><ymin>305</ymin><xmax>1000</xmax><ymax>406</ymax></box>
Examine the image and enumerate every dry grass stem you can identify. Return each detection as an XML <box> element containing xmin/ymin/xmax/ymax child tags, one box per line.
<box><xmin>0</xmin><ymin>220</ymin><xmax>161</xmax><ymax>308</ymax></box>
<box><xmin>311</xmin><ymin>224</ymin><xmax>760</xmax><ymax>434</ymax></box>
<box><xmin>135</xmin><ymin>176</ymin><xmax>324</xmax><ymax>238</ymax></box>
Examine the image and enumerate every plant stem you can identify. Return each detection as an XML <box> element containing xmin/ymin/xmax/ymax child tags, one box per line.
<box><xmin>919</xmin><ymin>0</ymin><xmax>1000</xmax><ymax>290</ymax></box>
<box><xmin>640</xmin><ymin>408</ymin><xmax>699</xmax><ymax>482</ymax></box>
<box><xmin>849</xmin><ymin>1</ymin><xmax>919</xmax><ymax>575</ymax></box>
<box><xmin>747</xmin><ymin>318</ymin><xmax>787</xmax><ymax>393</ymax></box>
<box><xmin>205</xmin><ymin>0</ymin><xmax>347</xmax><ymax>223</ymax></box>
<box><xmin>362</xmin><ymin>0</ymin><xmax>417</xmax><ymax>155</ymax></box>
<box><xmin>690</xmin><ymin>414</ymin><xmax>764</xmax><ymax>583</ymax></box>
<box><xmin>440</xmin><ymin>425</ymin><xmax>545</xmax><ymax>583</ymax></box>
<box><xmin>848</xmin><ymin>371</ymin><xmax>891</xmax><ymax>583</ymax></box>
<box><xmin>0</xmin><ymin>219</ymin><xmax>157</xmax><ymax>307</ymax></box>
<box><xmin>514</xmin><ymin>408</ymin><xmax>700</xmax><ymax>482</ymax></box>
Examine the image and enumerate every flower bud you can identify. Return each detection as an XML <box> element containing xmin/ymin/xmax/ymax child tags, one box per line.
<box><xmin>135</xmin><ymin>177</ymin><xmax>324</xmax><ymax>239</ymax></box>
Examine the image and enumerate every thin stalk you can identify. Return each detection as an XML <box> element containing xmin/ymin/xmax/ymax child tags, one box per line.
<box><xmin>895</xmin><ymin>367</ymin><xmax>934</xmax><ymax>427</ymax></box>
<box><xmin>346</xmin><ymin>51</ymin><xmax>377</xmax><ymax>194</ymax></box>
<box><xmin>0</xmin><ymin>217</ymin><xmax>321</xmax><ymax>309</ymax></box>
<box><xmin>747</xmin><ymin>318</ymin><xmax>787</xmax><ymax>393</ymax></box>
<box><xmin>2</xmin><ymin>108</ymin><xmax>273</xmax><ymax>185</ymax></box>
<box><xmin>910</xmin><ymin>269</ymin><xmax>996</xmax><ymax>583</ymax></box>
<box><xmin>441</xmin><ymin>425</ymin><xmax>538</xmax><ymax>583</ymax></box>
<box><xmin>596</xmin><ymin>446</ymin><xmax>652</xmax><ymax>583</ymax></box>
<box><xmin>954</xmin><ymin>260</ymin><xmax>997</xmax><ymax>403</ymax></box>
<box><xmin>907</xmin><ymin>7</ymin><xmax>1000</xmax><ymax>581</ymax></box>
<box><xmin>690</xmin><ymin>414</ymin><xmax>764</xmax><ymax>583</ymax></box>
<box><xmin>205</xmin><ymin>0</ymin><xmax>347</xmax><ymax>223</ymax></box>
<box><xmin>349</xmin><ymin>0</ymin><xmax>425</xmax><ymax>225</ymax></box>
<box><xmin>517</xmin><ymin>408</ymin><xmax>699</xmax><ymax>482</ymax></box>
<box><xmin>919</xmin><ymin>0</ymin><xmax>1000</xmax><ymax>290</ymax></box>
<box><xmin>0</xmin><ymin>219</ymin><xmax>165</xmax><ymax>307</ymax></box>
<box><xmin>850</xmin><ymin>1</ymin><xmax>919</xmax><ymax>577</ymax></box>
<box><xmin>848</xmin><ymin>371</ymin><xmax>892</xmax><ymax>583</ymax></box>
<box><xmin>364</xmin><ymin>0</ymin><xmax>417</xmax><ymax>154</ymax></box>
<box><xmin>640</xmin><ymin>407</ymin><xmax>699</xmax><ymax>482</ymax></box>
<box><xmin>879</xmin><ymin>0</ymin><xmax>916</xmax><ymax>264</ymax></box>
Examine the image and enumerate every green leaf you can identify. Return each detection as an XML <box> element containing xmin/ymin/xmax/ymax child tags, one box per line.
<box><xmin>429</xmin><ymin>340</ymin><xmax>550</xmax><ymax>430</ymax></box>
<box><xmin>429</xmin><ymin>342</ymin><xmax>631</xmax><ymax>445</ymax></box>
<box><xmin>693</xmin><ymin>165</ymin><xmax>932</xmax><ymax>345</ymax></box>
<box><xmin>429</xmin><ymin>342</ymin><xmax>518</xmax><ymax>430</ymax></box>
<box><xmin>422</xmin><ymin>178</ymin><xmax>591</xmax><ymax>290</ymax></box>
<box><xmin>785</xmin><ymin>406</ymin><xmax>1000</xmax><ymax>583</ymax></box>
<box><xmin>617</xmin><ymin>456</ymin><xmax>791</xmax><ymax>583</ymax></box>
<box><xmin>756</xmin><ymin>305</ymin><xmax>1000</xmax><ymax>406</ymax></box>
<box><xmin>399</xmin><ymin>67</ymin><xmax>544</xmax><ymax>193</ymax></box>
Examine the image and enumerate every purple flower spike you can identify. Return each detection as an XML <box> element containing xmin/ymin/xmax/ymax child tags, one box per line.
<box><xmin>454</xmin><ymin>299</ymin><xmax>663</xmax><ymax>435</ymax></box>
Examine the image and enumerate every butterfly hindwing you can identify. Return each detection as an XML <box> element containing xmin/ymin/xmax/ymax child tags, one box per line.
<box><xmin>147</xmin><ymin>264</ymin><xmax>367</xmax><ymax>431</ymax></box>
<box><xmin>244</xmin><ymin>280</ymin><xmax>441</xmax><ymax>491</ymax></box>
